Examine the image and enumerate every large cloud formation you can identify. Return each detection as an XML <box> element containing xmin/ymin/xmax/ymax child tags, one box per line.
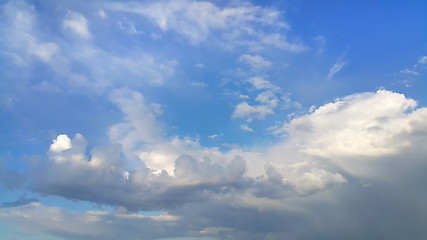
<box><xmin>2</xmin><ymin>90</ymin><xmax>427</xmax><ymax>239</ymax></box>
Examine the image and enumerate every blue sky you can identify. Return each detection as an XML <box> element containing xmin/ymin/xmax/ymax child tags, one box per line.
<box><xmin>1</xmin><ymin>0</ymin><xmax>427</xmax><ymax>239</ymax></box>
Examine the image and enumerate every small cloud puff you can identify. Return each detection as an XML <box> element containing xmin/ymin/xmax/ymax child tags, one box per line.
<box><xmin>63</xmin><ymin>11</ymin><xmax>91</xmax><ymax>38</ymax></box>
<box><xmin>240</xmin><ymin>124</ymin><xmax>254</xmax><ymax>132</ymax></box>
<box><xmin>238</xmin><ymin>54</ymin><xmax>272</xmax><ymax>70</ymax></box>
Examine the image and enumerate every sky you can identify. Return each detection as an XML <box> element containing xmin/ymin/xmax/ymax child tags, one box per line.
<box><xmin>0</xmin><ymin>0</ymin><xmax>427</xmax><ymax>239</ymax></box>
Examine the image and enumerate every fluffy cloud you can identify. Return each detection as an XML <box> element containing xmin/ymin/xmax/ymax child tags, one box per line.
<box><xmin>49</xmin><ymin>134</ymin><xmax>72</xmax><ymax>153</ymax></box>
<box><xmin>277</xmin><ymin>90</ymin><xmax>427</xmax><ymax>178</ymax></box>
<box><xmin>25</xmin><ymin>133</ymin><xmax>252</xmax><ymax>212</ymax></box>
<box><xmin>232</xmin><ymin>77</ymin><xmax>294</xmax><ymax>122</ymax></box>
<box><xmin>233</xmin><ymin>101</ymin><xmax>274</xmax><ymax>120</ymax></box>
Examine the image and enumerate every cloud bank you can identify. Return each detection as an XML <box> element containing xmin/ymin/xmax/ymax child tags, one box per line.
<box><xmin>2</xmin><ymin>90</ymin><xmax>427</xmax><ymax>239</ymax></box>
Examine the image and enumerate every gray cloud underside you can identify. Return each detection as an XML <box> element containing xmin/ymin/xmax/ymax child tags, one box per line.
<box><xmin>2</xmin><ymin>90</ymin><xmax>427</xmax><ymax>239</ymax></box>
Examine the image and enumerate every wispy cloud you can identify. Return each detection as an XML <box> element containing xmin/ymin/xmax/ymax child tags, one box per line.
<box><xmin>327</xmin><ymin>59</ymin><xmax>348</xmax><ymax>79</ymax></box>
<box><xmin>400</xmin><ymin>55</ymin><xmax>427</xmax><ymax>76</ymax></box>
<box><xmin>106</xmin><ymin>0</ymin><xmax>305</xmax><ymax>50</ymax></box>
<box><xmin>314</xmin><ymin>35</ymin><xmax>326</xmax><ymax>55</ymax></box>
<box><xmin>400</xmin><ymin>68</ymin><xmax>419</xmax><ymax>75</ymax></box>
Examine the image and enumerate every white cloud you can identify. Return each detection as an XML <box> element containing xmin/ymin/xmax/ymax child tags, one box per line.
<box><xmin>400</xmin><ymin>68</ymin><xmax>419</xmax><ymax>75</ymax></box>
<box><xmin>107</xmin><ymin>0</ymin><xmax>305</xmax><ymax>50</ymax></box>
<box><xmin>0</xmin><ymin>1</ymin><xmax>59</xmax><ymax>64</ymax></box>
<box><xmin>255</xmin><ymin>91</ymin><xmax>278</xmax><ymax>108</ymax></box>
<box><xmin>398</xmin><ymin>55</ymin><xmax>426</xmax><ymax>79</ymax></box>
<box><xmin>195</xmin><ymin>63</ymin><xmax>204</xmax><ymax>68</ymax></box>
<box><xmin>281</xmin><ymin>90</ymin><xmax>427</xmax><ymax>178</ymax></box>
<box><xmin>233</xmin><ymin>102</ymin><xmax>274</xmax><ymax>120</ymax></box>
<box><xmin>0</xmin><ymin>203</ymin><xmax>184</xmax><ymax>240</ymax></box>
<box><xmin>63</xmin><ymin>11</ymin><xmax>91</xmax><ymax>38</ymax></box>
<box><xmin>208</xmin><ymin>134</ymin><xmax>218</xmax><ymax>139</ymax></box>
<box><xmin>3</xmin><ymin>90</ymin><xmax>427</xmax><ymax>240</ymax></box>
<box><xmin>238</xmin><ymin>54</ymin><xmax>272</xmax><ymax>70</ymax></box>
<box><xmin>28</xmin><ymin>42</ymin><xmax>59</xmax><ymax>63</ymax></box>
<box><xmin>118</xmin><ymin>21</ymin><xmax>143</xmax><ymax>35</ymax></box>
<box><xmin>2</xmin><ymin>1</ymin><xmax>178</xmax><ymax>95</ymax></box>
<box><xmin>98</xmin><ymin>10</ymin><xmax>107</xmax><ymax>19</ymax></box>
<box><xmin>260</xmin><ymin>33</ymin><xmax>306</xmax><ymax>52</ymax></box>
<box><xmin>47</xmin><ymin>133</ymin><xmax>88</xmax><ymax>163</ymax></box>
<box><xmin>418</xmin><ymin>56</ymin><xmax>427</xmax><ymax>65</ymax></box>
<box><xmin>327</xmin><ymin>59</ymin><xmax>347</xmax><ymax>79</ymax></box>
<box><xmin>109</xmin><ymin>88</ymin><xmax>163</xmax><ymax>159</ymax></box>
<box><xmin>232</xmin><ymin>78</ymin><xmax>297</xmax><ymax>122</ymax></box>
<box><xmin>49</xmin><ymin>134</ymin><xmax>72</xmax><ymax>153</ymax></box>
<box><xmin>247</xmin><ymin>77</ymin><xmax>276</xmax><ymax>90</ymax></box>
<box><xmin>240</xmin><ymin>124</ymin><xmax>254</xmax><ymax>132</ymax></box>
<box><xmin>292</xmin><ymin>168</ymin><xmax>346</xmax><ymax>195</ymax></box>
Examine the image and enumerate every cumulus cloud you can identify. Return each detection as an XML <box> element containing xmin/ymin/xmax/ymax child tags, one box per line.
<box><xmin>278</xmin><ymin>90</ymin><xmax>427</xmax><ymax>178</ymax></box>
<box><xmin>49</xmin><ymin>134</ymin><xmax>72</xmax><ymax>153</ymax></box>
<box><xmin>233</xmin><ymin>101</ymin><xmax>274</xmax><ymax>120</ymax></box>
<box><xmin>232</xmin><ymin>77</ymin><xmax>296</xmax><ymax>122</ymax></box>
<box><xmin>2</xmin><ymin>90</ymin><xmax>427</xmax><ymax>239</ymax></box>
